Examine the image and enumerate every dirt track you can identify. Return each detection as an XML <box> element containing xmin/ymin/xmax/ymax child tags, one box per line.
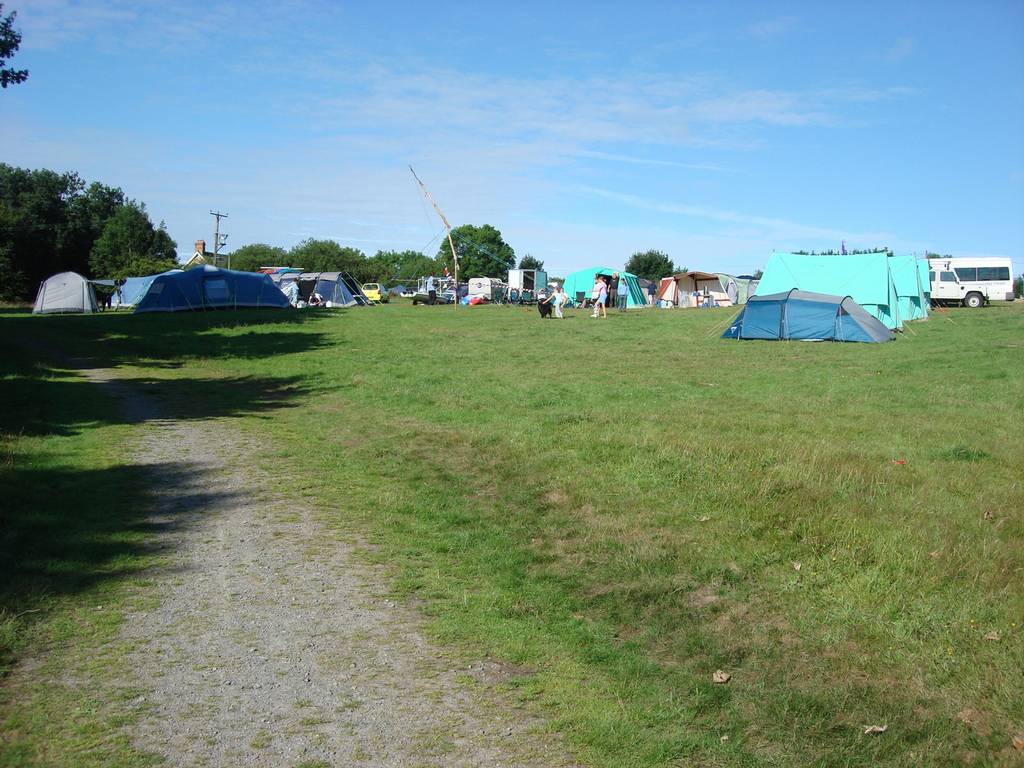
<box><xmin>89</xmin><ymin>368</ymin><xmax>576</xmax><ymax>767</ymax></box>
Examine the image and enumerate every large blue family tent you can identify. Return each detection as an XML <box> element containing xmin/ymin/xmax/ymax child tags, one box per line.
<box><xmin>755</xmin><ymin>253</ymin><xmax>905</xmax><ymax>329</ymax></box>
<box><xmin>111</xmin><ymin>269</ymin><xmax>183</xmax><ymax>309</ymax></box>
<box><xmin>134</xmin><ymin>266</ymin><xmax>291</xmax><ymax>313</ymax></box>
<box><xmin>722</xmin><ymin>290</ymin><xmax>894</xmax><ymax>343</ymax></box>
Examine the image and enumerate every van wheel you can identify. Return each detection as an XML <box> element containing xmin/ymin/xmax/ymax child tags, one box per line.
<box><xmin>963</xmin><ymin>293</ymin><xmax>984</xmax><ymax>309</ymax></box>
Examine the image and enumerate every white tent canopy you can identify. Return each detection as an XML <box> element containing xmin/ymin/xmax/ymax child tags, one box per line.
<box><xmin>32</xmin><ymin>272</ymin><xmax>99</xmax><ymax>314</ymax></box>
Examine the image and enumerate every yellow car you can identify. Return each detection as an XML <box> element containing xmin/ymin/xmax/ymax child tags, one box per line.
<box><xmin>362</xmin><ymin>283</ymin><xmax>389</xmax><ymax>303</ymax></box>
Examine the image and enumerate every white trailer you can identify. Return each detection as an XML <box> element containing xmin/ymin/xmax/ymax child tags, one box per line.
<box><xmin>467</xmin><ymin>277</ymin><xmax>507</xmax><ymax>300</ymax></box>
<box><xmin>928</xmin><ymin>256</ymin><xmax>1014</xmax><ymax>308</ymax></box>
<box><xmin>507</xmin><ymin>269</ymin><xmax>548</xmax><ymax>302</ymax></box>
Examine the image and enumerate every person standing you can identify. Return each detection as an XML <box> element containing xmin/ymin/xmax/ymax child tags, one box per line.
<box><xmin>647</xmin><ymin>280</ymin><xmax>656</xmax><ymax>305</ymax></box>
<box><xmin>609</xmin><ymin>272</ymin><xmax>619</xmax><ymax>309</ymax></box>
<box><xmin>552</xmin><ymin>285</ymin><xmax>566</xmax><ymax>318</ymax></box>
<box><xmin>426</xmin><ymin>274</ymin><xmax>437</xmax><ymax>305</ymax></box>
<box><xmin>592</xmin><ymin>276</ymin><xmax>608</xmax><ymax>318</ymax></box>
<box><xmin>617</xmin><ymin>276</ymin><xmax>629</xmax><ymax>311</ymax></box>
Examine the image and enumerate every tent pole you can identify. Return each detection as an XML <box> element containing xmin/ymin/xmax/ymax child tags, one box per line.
<box><xmin>410</xmin><ymin>166</ymin><xmax>459</xmax><ymax>310</ymax></box>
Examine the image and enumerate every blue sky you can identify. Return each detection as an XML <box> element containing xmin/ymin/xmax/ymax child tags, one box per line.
<box><xmin>2</xmin><ymin>0</ymin><xmax>1022</xmax><ymax>277</ymax></box>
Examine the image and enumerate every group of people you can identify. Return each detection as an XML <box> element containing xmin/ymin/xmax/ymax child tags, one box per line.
<box><xmin>589</xmin><ymin>272</ymin><xmax>629</xmax><ymax>318</ymax></box>
<box><xmin>535</xmin><ymin>272</ymin><xmax>635</xmax><ymax>319</ymax></box>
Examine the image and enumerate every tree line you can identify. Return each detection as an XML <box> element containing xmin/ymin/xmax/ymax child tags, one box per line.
<box><xmin>0</xmin><ymin>163</ymin><xmax>177</xmax><ymax>301</ymax></box>
<box><xmin>2</xmin><ymin>162</ymin><xmax>692</xmax><ymax>301</ymax></box>
<box><xmin>229</xmin><ymin>224</ymin><xmax>529</xmax><ymax>285</ymax></box>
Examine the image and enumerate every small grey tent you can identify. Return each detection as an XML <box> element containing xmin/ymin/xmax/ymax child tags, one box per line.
<box><xmin>33</xmin><ymin>272</ymin><xmax>99</xmax><ymax>314</ymax></box>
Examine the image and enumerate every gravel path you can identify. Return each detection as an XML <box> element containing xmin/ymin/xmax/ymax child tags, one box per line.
<box><xmin>89</xmin><ymin>369</ymin><xmax>577</xmax><ymax>768</ymax></box>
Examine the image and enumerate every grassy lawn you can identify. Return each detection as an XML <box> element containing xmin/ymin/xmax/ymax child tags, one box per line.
<box><xmin>2</xmin><ymin>301</ymin><xmax>1021</xmax><ymax>766</ymax></box>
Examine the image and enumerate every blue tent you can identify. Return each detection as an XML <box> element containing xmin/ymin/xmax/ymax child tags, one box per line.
<box><xmin>134</xmin><ymin>266</ymin><xmax>291</xmax><ymax>313</ymax></box>
<box><xmin>272</xmin><ymin>272</ymin><xmax>371</xmax><ymax>307</ymax></box>
<box><xmin>111</xmin><ymin>269</ymin><xmax>183</xmax><ymax>309</ymax></box>
<box><xmin>722</xmin><ymin>290</ymin><xmax>894</xmax><ymax>343</ymax></box>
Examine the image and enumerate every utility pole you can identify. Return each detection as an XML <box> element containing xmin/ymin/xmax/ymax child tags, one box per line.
<box><xmin>210</xmin><ymin>210</ymin><xmax>229</xmax><ymax>268</ymax></box>
<box><xmin>409</xmin><ymin>167</ymin><xmax>458</xmax><ymax>309</ymax></box>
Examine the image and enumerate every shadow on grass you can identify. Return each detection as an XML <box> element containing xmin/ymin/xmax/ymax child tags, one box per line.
<box><xmin>0</xmin><ymin>309</ymin><xmax>324</xmax><ymax>437</ymax></box>
<box><xmin>0</xmin><ymin>370</ymin><xmax>308</xmax><ymax>437</ymax></box>
<box><xmin>0</xmin><ymin>457</ymin><xmax>238</xmax><ymax>673</ymax></box>
<box><xmin>0</xmin><ymin>313</ymin><xmax>320</xmax><ymax>673</ymax></box>
<box><xmin>0</xmin><ymin>308</ymin><xmax>336</xmax><ymax>370</ymax></box>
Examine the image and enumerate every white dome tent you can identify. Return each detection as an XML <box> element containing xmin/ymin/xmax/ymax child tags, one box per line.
<box><xmin>32</xmin><ymin>272</ymin><xmax>100</xmax><ymax>314</ymax></box>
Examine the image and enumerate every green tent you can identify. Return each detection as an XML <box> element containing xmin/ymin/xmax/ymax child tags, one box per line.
<box><xmin>562</xmin><ymin>267</ymin><xmax>646</xmax><ymax>307</ymax></box>
<box><xmin>755</xmin><ymin>253</ymin><xmax>905</xmax><ymax>329</ymax></box>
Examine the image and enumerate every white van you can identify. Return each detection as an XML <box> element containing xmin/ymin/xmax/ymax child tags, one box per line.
<box><xmin>928</xmin><ymin>257</ymin><xmax>1014</xmax><ymax>308</ymax></box>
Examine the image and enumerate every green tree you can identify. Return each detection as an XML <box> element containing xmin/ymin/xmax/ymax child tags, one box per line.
<box><xmin>0</xmin><ymin>243</ymin><xmax>28</xmax><ymax>301</ymax></box>
<box><xmin>439</xmin><ymin>224</ymin><xmax>515</xmax><ymax>280</ymax></box>
<box><xmin>63</xmin><ymin>181</ymin><xmax>127</xmax><ymax>274</ymax></box>
<box><xmin>1</xmin><ymin>4</ymin><xmax>27</xmax><ymax>88</ymax></box>
<box><xmin>1014</xmin><ymin>275</ymin><xmax>1023</xmax><ymax>300</ymax></box>
<box><xmin>88</xmin><ymin>203</ymin><xmax>178</xmax><ymax>280</ymax></box>
<box><xmin>288</xmin><ymin>239</ymin><xmax>367</xmax><ymax>277</ymax></box>
<box><xmin>625</xmin><ymin>249</ymin><xmax>676</xmax><ymax>281</ymax></box>
<box><xmin>517</xmin><ymin>254</ymin><xmax>544</xmax><ymax>271</ymax></box>
<box><xmin>0</xmin><ymin>164</ymin><xmax>85</xmax><ymax>290</ymax></box>
<box><xmin>228</xmin><ymin>243</ymin><xmax>290</xmax><ymax>272</ymax></box>
<box><xmin>367</xmin><ymin>249</ymin><xmax>440</xmax><ymax>283</ymax></box>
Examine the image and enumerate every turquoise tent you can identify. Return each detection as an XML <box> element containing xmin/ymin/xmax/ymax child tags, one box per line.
<box><xmin>888</xmin><ymin>255</ymin><xmax>929</xmax><ymax>321</ymax></box>
<box><xmin>917</xmin><ymin>258</ymin><xmax>931</xmax><ymax>308</ymax></box>
<box><xmin>134</xmin><ymin>266</ymin><xmax>291</xmax><ymax>313</ymax></box>
<box><xmin>562</xmin><ymin>267</ymin><xmax>646</xmax><ymax>307</ymax></box>
<box><xmin>755</xmin><ymin>253</ymin><xmax>905</xmax><ymax>329</ymax></box>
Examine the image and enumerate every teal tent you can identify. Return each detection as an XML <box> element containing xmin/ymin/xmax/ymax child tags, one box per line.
<box><xmin>888</xmin><ymin>255</ymin><xmax>929</xmax><ymax>321</ymax></box>
<box><xmin>562</xmin><ymin>267</ymin><xmax>646</xmax><ymax>307</ymax></box>
<box><xmin>916</xmin><ymin>258</ymin><xmax>931</xmax><ymax>308</ymax></box>
<box><xmin>755</xmin><ymin>253</ymin><xmax>905</xmax><ymax>329</ymax></box>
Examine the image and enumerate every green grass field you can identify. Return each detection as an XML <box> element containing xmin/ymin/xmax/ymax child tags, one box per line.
<box><xmin>2</xmin><ymin>301</ymin><xmax>1022</xmax><ymax>766</ymax></box>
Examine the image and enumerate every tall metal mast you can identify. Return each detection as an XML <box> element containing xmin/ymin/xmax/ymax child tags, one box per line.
<box><xmin>409</xmin><ymin>166</ymin><xmax>458</xmax><ymax>308</ymax></box>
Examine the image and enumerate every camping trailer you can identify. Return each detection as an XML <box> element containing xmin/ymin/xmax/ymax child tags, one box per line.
<box><xmin>927</xmin><ymin>256</ymin><xmax>1014</xmax><ymax>307</ymax></box>
<box><xmin>467</xmin><ymin>277</ymin><xmax>507</xmax><ymax>301</ymax></box>
<box><xmin>507</xmin><ymin>269</ymin><xmax>548</xmax><ymax>303</ymax></box>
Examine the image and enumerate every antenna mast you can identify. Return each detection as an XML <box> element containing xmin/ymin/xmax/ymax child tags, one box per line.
<box><xmin>409</xmin><ymin>166</ymin><xmax>458</xmax><ymax>308</ymax></box>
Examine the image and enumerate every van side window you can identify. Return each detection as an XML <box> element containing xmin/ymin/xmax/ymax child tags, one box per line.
<box><xmin>928</xmin><ymin>271</ymin><xmax>935</xmax><ymax>282</ymax></box>
<box><xmin>940</xmin><ymin>271</ymin><xmax>957</xmax><ymax>283</ymax></box>
<box><xmin>955</xmin><ymin>267</ymin><xmax>977</xmax><ymax>281</ymax></box>
<box><xmin>977</xmin><ymin>267</ymin><xmax>1010</xmax><ymax>281</ymax></box>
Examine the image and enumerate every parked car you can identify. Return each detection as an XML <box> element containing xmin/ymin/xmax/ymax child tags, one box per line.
<box><xmin>362</xmin><ymin>283</ymin><xmax>389</xmax><ymax>303</ymax></box>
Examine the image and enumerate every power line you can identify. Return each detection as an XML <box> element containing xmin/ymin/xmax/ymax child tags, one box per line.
<box><xmin>210</xmin><ymin>210</ymin><xmax>229</xmax><ymax>268</ymax></box>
